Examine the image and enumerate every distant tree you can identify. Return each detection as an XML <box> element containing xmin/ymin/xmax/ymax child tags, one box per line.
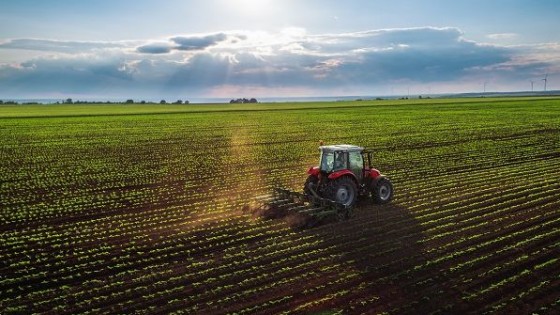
<box><xmin>160</xmin><ymin>100</ymin><xmax>166</xmax><ymax>104</ymax></box>
<box><xmin>0</xmin><ymin>100</ymin><xmax>3</xmax><ymax>105</ymax></box>
<box><xmin>230</xmin><ymin>98</ymin><xmax>256</xmax><ymax>104</ymax></box>
<box><xmin>174</xmin><ymin>100</ymin><xmax>183</xmax><ymax>104</ymax></box>
<box><xmin>65</xmin><ymin>98</ymin><xmax>73</xmax><ymax>104</ymax></box>
<box><xmin>125</xmin><ymin>99</ymin><xmax>134</xmax><ymax>104</ymax></box>
<box><xmin>184</xmin><ymin>100</ymin><xmax>189</xmax><ymax>104</ymax></box>
<box><xmin>140</xmin><ymin>100</ymin><xmax>146</xmax><ymax>104</ymax></box>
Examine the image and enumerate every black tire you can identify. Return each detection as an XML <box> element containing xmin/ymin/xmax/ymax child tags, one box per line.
<box><xmin>372</xmin><ymin>177</ymin><xmax>393</xmax><ymax>204</ymax></box>
<box><xmin>326</xmin><ymin>176</ymin><xmax>358</xmax><ymax>207</ymax></box>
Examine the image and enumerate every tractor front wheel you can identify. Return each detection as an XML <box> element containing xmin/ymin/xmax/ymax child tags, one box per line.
<box><xmin>327</xmin><ymin>176</ymin><xmax>358</xmax><ymax>207</ymax></box>
<box><xmin>372</xmin><ymin>177</ymin><xmax>393</xmax><ymax>204</ymax></box>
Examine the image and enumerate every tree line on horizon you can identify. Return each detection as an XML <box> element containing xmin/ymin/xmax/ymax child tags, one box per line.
<box><xmin>0</xmin><ymin>98</ymin><xmax>262</xmax><ymax>105</ymax></box>
<box><xmin>230</xmin><ymin>98</ymin><xmax>258</xmax><ymax>104</ymax></box>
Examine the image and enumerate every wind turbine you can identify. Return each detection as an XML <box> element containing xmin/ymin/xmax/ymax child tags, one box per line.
<box><xmin>530</xmin><ymin>80</ymin><xmax>534</xmax><ymax>92</ymax></box>
<box><xmin>542</xmin><ymin>73</ymin><xmax>548</xmax><ymax>92</ymax></box>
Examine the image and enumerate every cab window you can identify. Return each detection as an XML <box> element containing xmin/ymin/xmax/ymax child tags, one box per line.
<box><xmin>333</xmin><ymin>151</ymin><xmax>347</xmax><ymax>171</ymax></box>
<box><xmin>349</xmin><ymin>152</ymin><xmax>363</xmax><ymax>169</ymax></box>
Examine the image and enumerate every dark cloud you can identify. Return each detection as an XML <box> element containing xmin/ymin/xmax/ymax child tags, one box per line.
<box><xmin>137</xmin><ymin>32</ymin><xmax>237</xmax><ymax>54</ymax></box>
<box><xmin>136</xmin><ymin>42</ymin><xmax>172</xmax><ymax>54</ymax></box>
<box><xmin>0</xmin><ymin>56</ymin><xmax>135</xmax><ymax>96</ymax></box>
<box><xmin>171</xmin><ymin>33</ymin><xmax>228</xmax><ymax>51</ymax></box>
<box><xmin>337</xmin><ymin>38</ymin><xmax>511</xmax><ymax>82</ymax></box>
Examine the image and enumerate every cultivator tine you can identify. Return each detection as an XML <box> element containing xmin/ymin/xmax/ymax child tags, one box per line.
<box><xmin>254</xmin><ymin>194</ymin><xmax>276</xmax><ymax>202</ymax></box>
<box><xmin>273</xmin><ymin>188</ymin><xmax>306</xmax><ymax>204</ymax></box>
<box><xmin>297</xmin><ymin>206</ymin><xmax>326</xmax><ymax>215</ymax></box>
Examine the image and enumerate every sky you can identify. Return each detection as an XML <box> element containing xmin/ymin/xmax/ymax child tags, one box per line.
<box><xmin>0</xmin><ymin>0</ymin><xmax>559</xmax><ymax>100</ymax></box>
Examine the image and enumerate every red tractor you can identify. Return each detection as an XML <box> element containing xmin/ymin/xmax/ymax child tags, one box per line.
<box><xmin>251</xmin><ymin>144</ymin><xmax>393</xmax><ymax>227</ymax></box>
<box><xmin>303</xmin><ymin>144</ymin><xmax>393</xmax><ymax>207</ymax></box>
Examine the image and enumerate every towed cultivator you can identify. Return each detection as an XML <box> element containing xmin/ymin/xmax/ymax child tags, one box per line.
<box><xmin>252</xmin><ymin>187</ymin><xmax>353</xmax><ymax>229</ymax></box>
<box><xmin>249</xmin><ymin>144</ymin><xmax>393</xmax><ymax>228</ymax></box>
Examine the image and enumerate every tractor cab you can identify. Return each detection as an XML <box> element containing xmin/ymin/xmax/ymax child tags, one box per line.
<box><xmin>319</xmin><ymin>144</ymin><xmax>366</xmax><ymax>179</ymax></box>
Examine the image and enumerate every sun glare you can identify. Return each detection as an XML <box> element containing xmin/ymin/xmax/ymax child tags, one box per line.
<box><xmin>225</xmin><ymin>0</ymin><xmax>274</xmax><ymax>16</ymax></box>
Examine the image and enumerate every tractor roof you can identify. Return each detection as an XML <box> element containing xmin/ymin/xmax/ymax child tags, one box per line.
<box><xmin>320</xmin><ymin>144</ymin><xmax>364</xmax><ymax>152</ymax></box>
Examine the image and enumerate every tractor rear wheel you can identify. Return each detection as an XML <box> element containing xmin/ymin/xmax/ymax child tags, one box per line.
<box><xmin>327</xmin><ymin>176</ymin><xmax>358</xmax><ymax>207</ymax></box>
<box><xmin>372</xmin><ymin>177</ymin><xmax>393</xmax><ymax>204</ymax></box>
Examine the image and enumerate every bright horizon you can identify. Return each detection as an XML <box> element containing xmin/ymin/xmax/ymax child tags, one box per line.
<box><xmin>1</xmin><ymin>0</ymin><xmax>559</xmax><ymax>100</ymax></box>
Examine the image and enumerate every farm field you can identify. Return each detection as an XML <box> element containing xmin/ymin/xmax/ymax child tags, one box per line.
<box><xmin>1</xmin><ymin>97</ymin><xmax>560</xmax><ymax>314</ymax></box>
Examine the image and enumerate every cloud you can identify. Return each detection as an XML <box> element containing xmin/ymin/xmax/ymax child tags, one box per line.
<box><xmin>0</xmin><ymin>38</ymin><xmax>125</xmax><ymax>53</ymax></box>
<box><xmin>136</xmin><ymin>32</ymin><xmax>242</xmax><ymax>54</ymax></box>
<box><xmin>171</xmin><ymin>33</ymin><xmax>228</xmax><ymax>51</ymax></box>
<box><xmin>136</xmin><ymin>42</ymin><xmax>172</xmax><ymax>54</ymax></box>
<box><xmin>487</xmin><ymin>33</ymin><xmax>518</xmax><ymax>40</ymax></box>
<box><xmin>1</xmin><ymin>27</ymin><xmax>559</xmax><ymax>98</ymax></box>
<box><xmin>329</xmin><ymin>29</ymin><xmax>511</xmax><ymax>82</ymax></box>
